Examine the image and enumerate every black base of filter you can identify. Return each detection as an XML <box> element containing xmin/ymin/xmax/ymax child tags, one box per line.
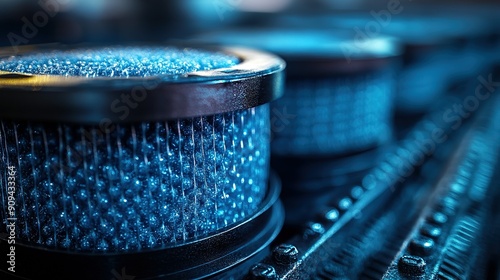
<box><xmin>272</xmin><ymin>145</ymin><xmax>391</xmax><ymax>226</ymax></box>
<box><xmin>0</xmin><ymin>175</ymin><xmax>284</xmax><ymax>280</ymax></box>
<box><xmin>272</xmin><ymin>144</ymin><xmax>390</xmax><ymax>193</ymax></box>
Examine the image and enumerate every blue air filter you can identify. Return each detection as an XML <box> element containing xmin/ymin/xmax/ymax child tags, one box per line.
<box><xmin>196</xmin><ymin>29</ymin><xmax>401</xmax><ymax>191</ymax></box>
<box><xmin>272</xmin><ymin>13</ymin><xmax>495</xmax><ymax>116</ymax></box>
<box><xmin>378</xmin><ymin>15</ymin><xmax>494</xmax><ymax>115</ymax></box>
<box><xmin>198</xmin><ymin>29</ymin><xmax>400</xmax><ymax>157</ymax></box>
<box><xmin>0</xmin><ymin>44</ymin><xmax>285</xmax><ymax>279</ymax></box>
<box><xmin>319</xmin><ymin>13</ymin><xmax>494</xmax><ymax>115</ymax></box>
<box><xmin>195</xmin><ymin>28</ymin><xmax>401</xmax><ymax>227</ymax></box>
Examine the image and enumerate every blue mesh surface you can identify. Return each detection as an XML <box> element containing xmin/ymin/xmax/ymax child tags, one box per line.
<box><xmin>271</xmin><ymin>71</ymin><xmax>394</xmax><ymax>156</ymax></box>
<box><xmin>0</xmin><ymin>105</ymin><xmax>270</xmax><ymax>252</ymax></box>
<box><xmin>0</xmin><ymin>46</ymin><xmax>239</xmax><ymax>77</ymax></box>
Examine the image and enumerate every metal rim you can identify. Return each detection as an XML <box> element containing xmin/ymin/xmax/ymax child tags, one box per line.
<box><xmin>194</xmin><ymin>28</ymin><xmax>401</xmax><ymax>78</ymax></box>
<box><xmin>0</xmin><ymin>44</ymin><xmax>285</xmax><ymax>123</ymax></box>
<box><xmin>195</xmin><ymin>28</ymin><xmax>402</xmax><ymax>60</ymax></box>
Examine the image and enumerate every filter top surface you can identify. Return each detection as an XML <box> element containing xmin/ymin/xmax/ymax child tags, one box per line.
<box><xmin>0</xmin><ymin>46</ymin><xmax>240</xmax><ymax>77</ymax></box>
<box><xmin>0</xmin><ymin>45</ymin><xmax>285</xmax><ymax>122</ymax></box>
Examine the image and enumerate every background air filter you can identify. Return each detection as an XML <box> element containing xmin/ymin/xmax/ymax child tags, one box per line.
<box><xmin>0</xmin><ymin>44</ymin><xmax>285</xmax><ymax>279</ymax></box>
<box><xmin>268</xmin><ymin>13</ymin><xmax>498</xmax><ymax>117</ymax></box>
<box><xmin>377</xmin><ymin>15</ymin><xmax>496</xmax><ymax>116</ymax></box>
<box><xmin>196</xmin><ymin>29</ymin><xmax>401</xmax><ymax>177</ymax></box>
<box><xmin>195</xmin><ymin>29</ymin><xmax>401</xmax><ymax>227</ymax></box>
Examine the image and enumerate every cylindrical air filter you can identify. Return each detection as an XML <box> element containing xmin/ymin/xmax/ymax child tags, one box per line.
<box><xmin>378</xmin><ymin>15</ymin><xmax>494</xmax><ymax>115</ymax></box>
<box><xmin>274</xmin><ymin>13</ymin><xmax>495</xmax><ymax>116</ymax></box>
<box><xmin>0</xmin><ymin>44</ymin><xmax>285</xmax><ymax>279</ymax></box>
<box><xmin>196</xmin><ymin>29</ymin><xmax>401</xmax><ymax>189</ymax></box>
<box><xmin>195</xmin><ymin>28</ymin><xmax>401</xmax><ymax>227</ymax></box>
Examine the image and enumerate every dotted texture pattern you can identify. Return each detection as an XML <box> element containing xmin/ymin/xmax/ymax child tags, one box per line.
<box><xmin>271</xmin><ymin>70</ymin><xmax>394</xmax><ymax>156</ymax></box>
<box><xmin>0</xmin><ymin>46</ymin><xmax>239</xmax><ymax>77</ymax></box>
<box><xmin>0</xmin><ymin>105</ymin><xmax>270</xmax><ymax>252</ymax></box>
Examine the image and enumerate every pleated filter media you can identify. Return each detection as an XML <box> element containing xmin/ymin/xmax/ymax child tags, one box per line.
<box><xmin>0</xmin><ymin>45</ymin><xmax>284</xmax><ymax>257</ymax></box>
<box><xmin>0</xmin><ymin>107</ymin><xmax>269</xmax><ymax>252</ymax></box>
<box><xmin>271</xmin><ymin>70</ymin><xmax>394</xmax><ymax>156</ymax></box>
